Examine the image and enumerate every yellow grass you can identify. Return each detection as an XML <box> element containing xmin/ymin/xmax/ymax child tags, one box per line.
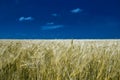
<box><xmin>0</xmin><ymin>40</ymin><xmax>120</xmax><ymax>80</ymax></box>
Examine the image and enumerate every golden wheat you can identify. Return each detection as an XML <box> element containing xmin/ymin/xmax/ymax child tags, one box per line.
<box><xmin>0</xmin><ymin>40</ymin><xmax>120</xmax><ymax>80</ymax></box>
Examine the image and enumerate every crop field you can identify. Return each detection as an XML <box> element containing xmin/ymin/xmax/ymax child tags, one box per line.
<box><xmin>0</xmin><ymin>40</ymin><xmax>120</xmax><ymax>80</ymax></box>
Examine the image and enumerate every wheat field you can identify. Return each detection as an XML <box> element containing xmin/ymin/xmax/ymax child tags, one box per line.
<box><xmin>0</xmin><ymin>40</ymin><xmax>120</xmax><ymax>80</ymax></box>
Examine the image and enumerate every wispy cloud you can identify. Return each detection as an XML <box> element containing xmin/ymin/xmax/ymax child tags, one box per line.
<box><xmin>41</xmin><ymin>25</ymin><xmax>64</xmax><ymax>30</ymax></box>
<box><xmin>70</xmin><ymin>8</ymin><xmax>82</xmax><ymax>13</ymax></box>
<box><xmin>51</xmin><ymin>13</ymin><xmax>58</xmax><ymax>17</ymax></box>
<box><xmin>46</xmin><ymin>22</ymin><xmax>54</xmax><ymax>25</ymax></box>
<box><xmin>19</xmin><ymin>16</ymin><xmax>34</xmax><ymax>21</ymax></box>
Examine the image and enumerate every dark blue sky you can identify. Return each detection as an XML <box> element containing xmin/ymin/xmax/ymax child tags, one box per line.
<box><xmin>0</xmin><ymin>0</ymin><xmax>120</xmax><ymax>39</ymax></box>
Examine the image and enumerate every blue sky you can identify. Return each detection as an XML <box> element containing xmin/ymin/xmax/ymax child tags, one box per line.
<box><xmin>0</xmin><ymin>0</ymin><xmax>120</xmax><ymax>39</ymax></box>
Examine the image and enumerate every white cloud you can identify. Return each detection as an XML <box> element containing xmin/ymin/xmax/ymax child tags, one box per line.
<box><xmin>51</xmin><ymin>13</ymin><xmax>58</xmax><ymax>17</ymax></box>
<box><xmin>46</xmin><ymin>22</ymin><xmax>54</xmax><ymax>25</ymax></box>
<box><xmin>19</xmin><ymin>16</ymin><xmax>34</xmax><ymax>21</ymax></box>
<box><xmin>70</xmin><ymin>8</ymin><xmax>82</xmax><ymax>13</ymax></box>
<box><xmin>41</xmin><ymin>25</ymin><xmax>64</xmax><ymax>30</ymax></box>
